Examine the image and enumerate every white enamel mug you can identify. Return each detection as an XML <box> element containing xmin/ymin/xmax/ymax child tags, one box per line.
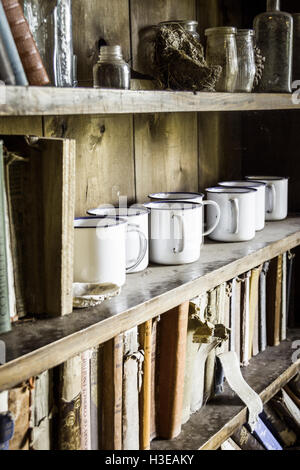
<box><xmin>206</xmin><ymin>187</ymin><xmax>256</xmax><ymax>242</ymax></box>
<box><xmin>87</xmin><ymin>206</ymin><xmax>149</xmax><ymax>273</ymax></box>
<box><xmin>218</xmin><ymin>181</ymin><xmax>266</xmax><ymax>231</ymax></box>
<box><xmin>148</xmin><ymin>192</ymin><xmax>221</xmax><ymax>238</ymax></box>
<box><xmin>246</xmin><ymin>176</ymin><xmax>288</xmax><ymax>221</ymax></box>
<box><xmin>144</xmin><ymin>201</ymin><xmax>219</xmax><ymax>265</ymax></box>
<box><xmin>74</xmin><ymin>217</ymin><xmax>145</xmax><ymax>286</ymax></box>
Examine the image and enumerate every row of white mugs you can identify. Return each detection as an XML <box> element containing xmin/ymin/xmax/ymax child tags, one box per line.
<box><xmin>74</xmin><ymin>176</ymin><xmax>288</xmax><ymax>287</ymax></box>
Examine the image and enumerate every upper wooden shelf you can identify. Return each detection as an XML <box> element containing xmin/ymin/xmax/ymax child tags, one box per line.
<box><xmin>0</xmin><ymin>87</ymin><xmax>299</xmax><ymax>116</ymax></box>
<box><xmin>152</xmin><ymin>330</ymin><xmax>300</xmax><ymax>451</ymax></box>
<box><xmin>0</xmin><ymin>216</ymin><xmax>299</xmax><ymax>392</ymax></box>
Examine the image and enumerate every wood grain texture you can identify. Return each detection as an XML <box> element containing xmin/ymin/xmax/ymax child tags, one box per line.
<box><xmin>44</xmin><ymin>114</ymin><xmax>135</xmax><ymax>216</ymax></box>
<box><xmin>151</xmin><ymin>330</ymin><xmax>300</xmax><ymax>451</ymax></box>
<box><xmin>72</xmin><ymin>0</ymin><xmax>131</xmax><ymax>86</ymax></box>
<box><xmin>0</xmin><ymin>116</ymin><xmax>42</xmax><ymax>135</ymax></box>
<box><xmin>0</xmin><ymin>218</ymin><xmax>300</xmax><ymax>391</ymax></box>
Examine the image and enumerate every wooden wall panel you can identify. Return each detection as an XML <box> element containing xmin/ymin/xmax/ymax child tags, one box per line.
<box><xmin>130</xmin><ymin>0</ymin><xmax>198</xmax><ymax>202</ymax></box>
<box><xmin>44</xmin><ymin>115</ymin><xmax>135</xmax><ymax>217</ymax></box>
<box><xmin>0</xmin><ymin>117</ymin><xmax>43</xmax><ymax>136</ymax></box>
<box><xmin>197</xmin><ymin>0</ymin><xmax>243</xmax><ymax>191</ymax></box>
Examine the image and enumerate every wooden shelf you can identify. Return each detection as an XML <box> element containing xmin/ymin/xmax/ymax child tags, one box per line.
<box><xmin>0</xmin><ymin>216</ymin><xmax>300</xmax><ymax>391</ymax></box>
<box><xmin>0</xmin><ymin>87</ymin><xmax>299</xmax><ymax>116</ymax></box>
<box><xmin>152</xmin><ymin>330</ymin><xmax>300</xmax><ymax>451</ymax></box>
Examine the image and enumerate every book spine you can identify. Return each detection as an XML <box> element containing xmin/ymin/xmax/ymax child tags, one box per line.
<box><xmin>139</xmin><ymin>320</ymin><xmax>152</xmax><ymax>450</ymax></box>
<box><xmin>0</xmin><ymin>0</ymin><xmax>28</xmax><ymax>85</ymax></box>
<box><xmin>2</xmin><ymin>0</ymin><xmax>50</xmax><ymax>86</ymax></box>
<box><xmin>0</xmin><ymin>34</ymin><xmax>15</xmax><ymax>84</ymax></box>
<box><xmin>241</xmin><ymin>272</ymin><xmax>251</xmax><ymax>366</ymax></box>
<box><xmin>250</xmin><ymin>416</ymin><xmax>282</xmax><ymax>450</ymax></box>
<box><xmin>267</xmin><ymin>256</ymin><xmax>283</xmax><ymax>347</ymax></box>
<box><xmin>262</xmin><ymin>403</ymin><xmax>296</xmax><ymax>448</ymax></box>
<box><xmin>259</xmin><ymin>261</ymin><xmax>269</xmax><ymax>352</ymax></box>
<box><xmin>90</xmin><ymin>345</ymin><xmax>101</xmax><ymax>451</ymax></box>
<box><xmin>81</xmin><ymin>350</ymin><xmax>91</xmax><ymax>450</ymax></box>
<box><xmin>0</xmin><ymin>142</ymin><xmax>11</xmax><ymax>335</ymax></box>
<box><xmin>102</xmin><ymin>335</ymin><xmax>123</xmax><ymax>450</ymax></box>
<box><xmin>157</xmin><ymin>302</ymin><xmax>189</xmax><ymax>440</ymax></box>
<box><xmin>29</xmin><ymin>370</ymin><xmax>52</xmax><ymax>450</ymax></box>
<box><xmin>248</xmin><ymin>267</ymin><xmax>261</xmax><ymax>360</ymax></box>
<box><xmin>281</xmin><ymin>252</ymin><xmax>287</xmax><ymax>341</ymax></box>
<box><xmin>4</xmin><ymin>180</ymin><xmax>17</xmax><ymax>322</ymax></box>
<box><xmin>8</xmin><ymin>383</ymin><xmax>31</xmax><ymax>450</ymax></box>
<box><xmin>150</xmin><ymin>317</ymin><xmax>159</xmax><ymax>441</ymax></box>
<box><xmin>232</xmin><ymin>425</ymin><xmax>265</xmax><ymax>450</ymax></box>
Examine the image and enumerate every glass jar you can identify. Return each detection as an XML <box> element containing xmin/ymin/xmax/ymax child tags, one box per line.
<box><xmin>254</xmin><ymin>0</ymin><xmax>293</xmax><ymax>93</ymax></box>
<box><xmin>235</xmin><ymin>29</ymin><xmax>256</xmax><ymax>93</ymax></box>
<box><xmin>205</xmin><ymin>27</ymin><xmax>238</xmax><ymax>92</ymax></box>
<box><xmin>93</xmin><ymin>46</ymin><xmax>131</xmax><ymax>90</ymax></box>
<box><xmin>293</xmin><ymin>14</ymin><xmax>300</xmax><ymax>84</ymax></box>
<box><xmin>159</xmin><ymin>20</ymin><xmax>200</xmax><ymax>41</ymax></box>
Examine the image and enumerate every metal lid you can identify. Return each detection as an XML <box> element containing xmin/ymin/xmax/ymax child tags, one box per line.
<box><xmin>205</xmin><ymin>27</ymin><xmax>237</xmax><ymax>36</ymax></box>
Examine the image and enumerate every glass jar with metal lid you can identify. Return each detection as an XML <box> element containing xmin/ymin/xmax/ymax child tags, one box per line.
<box><xmin>159</xmin><ymin>20</ymin><xmax>200</xmax><ymax>41</ymax></box>
<box><xmin>205</xmin><ymin>27</ymin><xmax>238</xmax><ymax>92</ymax></box>
<box><xmin>93</xmin><ymin>45</ymin><xmax>131</xmax><ymax>90</ymax></box>
<box><xmin>235</xmin><ymin>29</ymin><xmax>256</xmax><ymax>92</ymax></box>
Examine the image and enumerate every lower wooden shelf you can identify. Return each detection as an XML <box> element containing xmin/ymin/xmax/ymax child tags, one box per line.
<box><xmin>152</xmin><ymin>330</ymin><xmax>300</xmax><ymax>451</ymax></box>
<box><xmin>0</xmin><ymin>217</ymin><xmax>300</xmax><ymax>391</ymax></box>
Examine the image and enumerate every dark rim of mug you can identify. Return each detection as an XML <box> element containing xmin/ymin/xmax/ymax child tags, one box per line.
<box><xmin>74</xmin><ymin>216</ymin><xmax>127</xmax><ymax>229</ymax></box>
<box><xmin>219</xmin><ymin>180</ymin><xmax>267</xmax><ymax>188</ymax></box>
<box><xmin>87</xmin><ymin>207</ymin><xmax>150</xmax><ymax>217</ymax></box>
<box><xmin>206</xmin><ymin>186</ymin><xmax>256</xmax><ymax>194</ymax></box>
<box><xmin>148</xmin><ymin>191</ymin><xmax>204</xmax><ymax>200</ymax></box>
<box><xmin>144</xmin><ymin>201</ymin><xmax>202</xmax><ymax>211</ymax></box>
<box><xmin>245</xmin><ymin>176</ymin><xmax>289</xmax><ymax>181</ymax></box>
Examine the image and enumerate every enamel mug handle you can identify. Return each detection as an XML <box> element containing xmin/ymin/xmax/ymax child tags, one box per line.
<box><xmin>126</xmin><ymin>224</ymin><xmax>147</xmax><ymax>273</ymax></box>
<box><xmin>267</xmin><ymin>183</ymin><xmax>276</xmax><ymax>215</ymax></box>
<box><xmin>202</xmin><ymin>200</ymin><xmax>221</xmax><ymax>236</ymax></box>
<box><xmin>230</xmin><ymin>198</ymin><xmax>240</xmax><ymax>235</ymax></box>
<box><xmin>171</xmin><ymin>213</ymin><xmax>185</xmax><ymax>254</ymax></box>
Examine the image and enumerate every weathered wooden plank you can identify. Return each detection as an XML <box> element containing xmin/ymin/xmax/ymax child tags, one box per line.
<box><xmin>152</xmin><ymin>330</ymin><xmax>300</xmax><ymax>451</ymax></box>
<box><xmin>0</xmin><ymin>116</ymin><xmax>43</xmax><ymax>135</ymax></box>
<box><xmin>0</xmin><ymin>217</ymin><xmax>300</xmax><ymax>391</ymax></box>
<box><xmin>44</xmin><ymin>114</ymin><xmax>135</xmax><ymax>216</ymax></box>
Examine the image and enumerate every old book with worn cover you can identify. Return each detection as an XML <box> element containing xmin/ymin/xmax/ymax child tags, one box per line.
<box><xmin>250</xmin><ymin>416</ymin><xmax>282</xmax><ymax>450</ymax></box>
<box><xmin>2</xmin><ymin>0</ymin><xmax>50</xmax><ymax>85</ymax></box>
<box><xmin>262</xmin><ymin>404</ymin><xmax>297</xmax><ymax>448</ymax></box>
<box><xmin>266</xmin><ymin>256</ymin><xmax>283</xmax><ymax>347</ymax></box>
<box><xmin>0</xmin><ymin>1</ymin><xmax>27</xmax><ymax>85</ymax></box>
<box><xmin>204</xmin><ymin>288</ymin><xmax>217</xmax><ymax>402</ymax></box>
<box><xmin>0</xmin><ymin>34</ymin><xmax>15</xmax><ymax>84</ymax></box>
<box><xmin>58</xmin><ymin>355</ymin><xmax>82</xmax><ymax>450</ymax></box>
<box><xmin>139</xmin><ymin>320</ymin><xmax>152</xmax><ymax>450</ymax></box>
<box><xmin>281</xmin><ymin>252</ymin><xmax>287</xmax><ymax>341</ymax></box>
<box><xmin>270</xmin><ymin>389</ymin><xmax>300</xmax><ymax>435</ymax></box>
<box><xmin>81</xmin><ymin>350</ymin><xmax>91</xmax><ymax>450</ymax></box>
<box><xmin>8</xmin><ymin>382</ymin><xmax>31</xmax><ymax>450</ymax></box>
<box><xmin>249</xmin><ymin>267</ymin><xmax>262</xmax><ymax>360</ymax></box>
<box><xmin>102</xmin><ymin>335</ymin><xmax>123</xmax><ymax>450</ymax></box>
<box><xmin>150</xmin><ymin>317</ymin><xmax>159</xmax><ymax>442</ymax></box>
<box><xmin>232</xmin><ymin>425</ymin><xmax>265</xmax><ymax>450</ymax></box>
<box><xmin>30</xmin><ymin>370</ymin><xmax>53</xmax><ymax>450</ymax></box>
<box><xmin>288</xmin><ymin>373</ymin><xmax>300</xmax><ymax>399</ymax></box>
<box><xmin>158</xmin><ymin>302</ymin><xmax>189</xmax><ymax>440</ymax></box>
<box><xmin>240</xmin><ymin>272</ymin><xmax>251</xmax><ymax>366</ymax></box>
<box><xmin>90</xmin><ymin>345</ymin><xmax>102</xmax><ymax>451</ymax></box>
<box><xmin>122</xmin><ymin>327</ymin><xmax>142</xmax><ymax>450</ymax></box>
<box><xmin>259</xmin><ymin>261</ymin><xmax>270</xmax><ymax>352</ymax></box>
<box><xmin>0</xmin><ymin>412</ymin><xmax>14</xmax><ymax>450</ymax></box>
<box><xmin>221</xmin><ymin>438</ymin><xmax>241</xmax><ymax>450</ymax></box>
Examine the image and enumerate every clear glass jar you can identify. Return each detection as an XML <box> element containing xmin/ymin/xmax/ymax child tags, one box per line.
<box><xmin>93</xmin><ymin>46</ymin><xmax>131</xmax><ymax>90</ymax></box>
<box><xmin>205</xmin><ymin>27</ymin><xmax>238</xmax><ymax>92</ymax></box>
<box><xmin>159</xmin><ymin>20</ymin><xmax>200</xmax><ymax>41</ymax></box>
<box><xmin>235</xmin><ymin>29</ymin><xmax>256</xmax><ymax>93</ymax></box>
<box><xmin>254</xmin><ymin>0</ymin><xmax>293</xmax><ymax>93</ymax></box>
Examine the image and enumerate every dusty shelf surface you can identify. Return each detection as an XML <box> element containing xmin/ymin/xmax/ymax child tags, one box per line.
<box><xmin>0</xmin><ymin>216</ymin><xmax>300</xmax><ymax>391</ymax></box>
<box><xmin>152</xmin><ymin>330</ymin><xmax>300</xmax><ymax>451</ymax></box>
<box><xmin>0</xmin><ymin>87</ymin><xmax>299</xmax><ymax>116</ymax></box>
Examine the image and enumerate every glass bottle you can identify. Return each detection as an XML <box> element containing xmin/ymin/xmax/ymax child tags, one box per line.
<box><xmin>159</xmin><ymin>20</ymin><xmax>200</xmax><ymax>41</ymax></box>
<box><xmin>253</xmin><ymin>0</ymin><xmax>293</xmax><ymax>93</ymax></box>
<box><xmin>205</xmin><ymin>27</ymin><xmax>238</xmax><ymax>92</ymax></box>
<box><xmin>93</xmin><ymin>46</ymin><xmax>131</xmax><ymax>90</ymax></box>
<box><xmin>293</xmin><ymin>14</ymin><xmax>300</xmax><ymax>84</ymax></box>
<box><xmin>235</xmin><ymin>29</ymin><xmax>256</xmax><ymax>93</ymax></box>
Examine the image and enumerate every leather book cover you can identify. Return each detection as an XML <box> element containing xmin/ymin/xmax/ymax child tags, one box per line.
<box><xmin>8</xmin><ymin>382</ymin><xmax>32</xmax><ymax>450</ymax></box>
<box><xmin>90</xmin><ymin>345</ymin><xmax>102</xmax><ymax>451</ymax></box>
<box><xmin>240</xmin><ymin>272</ymin><xmax>251</xmax><ymax>366</ymax></box>
<box><xmin>58</xmin><ymin>355</ymin><xmax>82</xmax><ymax>450</ymax></box>
<box><xmin>259</xmin><ymin>261</ymin><xmax>270</xmax><ymax>352</ymax></box>
<box><xmin>249</xmin><ymin>266</ymin><xmax>262</xmax><ymax>360</ymax></box>
<box><xmin>157</xmin><ymin>302</ymin><xmax>189</xmax><ymax>440</ymax></box>
<box><xmin>0</xmin><ymin>34</ymin><xmax>15</xmax><ymax>84</ymax></box>
<box><xmin>101</xmin><ymin>335</ymin><xmax>123</xmax><ymax>450</ymax></box>
<box><xmin>81</xmin><ymin>350</ymin><xmax>91</xmax><ymax>450</ymax></box>
<box><xmin>287</xmin><ymin>251</ymin><xmax>295</xmax><ymax>327</ymax></box>
<box><xmin>0</xmin><ymin>412</ymin><xmax>14</xmax><ymax>450</ymax></box>
<box><xmin>150</xmin><ymin>317</ymin><xmax>159</xmax><ymax>441</ymax></box>
<box><xmin>233</xmin><ymin>278</ymin><xmax>242</xmax><ymax>358</ymax></box>
<box><xmin>139</xmin><ymin>320</ymin><xmax>152</xmax><ymax>450</ymax></box>
<box><xmin>2</xmin><ymin>0</ymin><xmax>50</xmax><ymax>85</ymax></box>
<box><xmin>204</xmin><ymin>288</ymin><xmax>217</xmax><ymax>401</ymax></box>
<box><xmin>262</xmin><ymin>404</ymin><xmax>297</xmax><ymax>448</ymax></box>
<box><xmin>280</xmin><ymin>252</ymin><xmax>287</xmax><ymax>341</ymax></box>
<box><xmin>266</xmin><ymin>256</ymin><xmax>283</xmax><ymax>347</ymax></box>
<box><xmin>232</xmin><ymin>425</ymin><xmax>265</xmax><ymax>450</ymax></box>
<box><xmin>30</xmin><ymin>370</ymin><xmax>53</xmax><ymax>450</ymax></box>
<box><xmin>250</xmin><ymin>416</ymin><xmax>282</xmax><ymax>450</ymax></box>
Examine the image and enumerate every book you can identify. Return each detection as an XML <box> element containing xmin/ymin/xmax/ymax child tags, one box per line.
<box><xmin>0</xmin><ymin>34</ymin><xmax>15</xmax><ymax>84</ymax></box>
<box><xmin>8</xmin><ymin>382</ymin><xmax>32</xmax><ymax>450</ymax></box>
<box><xmin>0</xmin><ymin>142</ymin><xmax>11</xmax><ymax>335</ymax></box>
<box><xmin>204</xmin><ymin>288</ymin><xmax>217</xmax><ymax>402</ymax></box>
<box><xmin>240</xmin><ymin>272</ymin><xmax>251</xmax><ymax>366</ymax></box>
<box><xmin>4</xmin><ymin>186</ymin><xmax>17</xmax><ymax>323</ymax></box>
<box><xmin>249</xmin><ymin>266</ymin><xmax>262</xmax><ymax>360</ymax></box>
<box><xmin>266</xmin><ymin>256</ymin><xmax>283</xmax><ymax>347</ymax></box>
<box><xmin>221</xmin><ymin>438</ymin><xmax>242</xmax><ymax>450</ymax></box>
<box><xmin>270</xmin><ymin>390</ymin><xmax>300</xmax><ymax>435</ymax></box>
<box><xmin>284</xmin><ymin>386</ymin><xmax>300</xmax><ymax>410</ymax></box>
<box><xmin>90</xmin><ymin>345</ymin><xmax>102</xmax><ymax>451</ymax></box>
<box><xmin>157</xmin><ymin>302</ymin><xmax>189</xmax><ymax>440</ymax></box>
<box><xmin>30</xmin><ymin>370</ymin><xmax>53</xmax><ymax>450</ymax></box>
<box><xmin>122</xmin><ymin>327</ymin><xmax>141</xmax><ymax>450</ymax></box>
<box><xmin>261</xmin><ymin>404</ymin><xmax>297</xmax><ymax>448</ymax></box>
<box><xmin>280</xmin><ymin>252</ymin><xmax>287</xmax><ymax>341</ymax></box>
<box><xmin>139</xmin><ymin>320</ymin><xmax>152</xmax><ymax>450</ymax></box>
<box><xmin>232</xmin><ymin>425</ymin><xmax>265</xmax><ymax>450</ymax></box>
<box><xmin>81</xmin><ymin>350</ymin><xmax>91</xmax><ymax>450</ymax></box>
<box><xmin>57</xmin><ymin>355</ymin><xmax>82</xmax><ymax>450</ymax></box>
<box><xmin>288</xmin><ymin>373</ymin><xmax>300</xmax><ymax>399</ymax></box>
<box><xmin>232</xmin><ymin>278</ymin><xmax>242</xmax><ymax>358</ymax></box>
<box><xmin>0</xmin><ymin>0</ymin><xmax>27</xmax><ymax>85</ymax></box>
<box><xmin>259</xmin><ymin>261</ymin><xmax>270</xmax><ymax>352</ymax></box>
<box><xmin>2</xmin><ymin>0</ymin><xmax>50</xmax><ymax>86</ymax></box>
<box><xmin>0</xmin><ymin>412</ymin><xmax>14</xmax><ymax>450</ymax></box>
<box><xmin>287</xmin><ymin>251</ymin><xmax>295</xmax><ymax>326</ymax></box>
<box><xmin>101</xmin><ymin>335</ymin><xmax>123</xmax><ymax>450</ymax></box>
<box><xmin>249</xmin><ymin>416</ymin><xmax>282</xmax><ymax>450</ymax></box>
<box><xmin>150</xmin><ymin>317</ymin><xmax>159</xmax><ymax>442</ymax></box>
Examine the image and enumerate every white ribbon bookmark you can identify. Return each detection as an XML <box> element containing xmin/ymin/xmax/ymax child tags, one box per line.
<box><xmin>217</xmin><ymin>351</ymin><xmax>263</xmax><ymax>431</ymax></box>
